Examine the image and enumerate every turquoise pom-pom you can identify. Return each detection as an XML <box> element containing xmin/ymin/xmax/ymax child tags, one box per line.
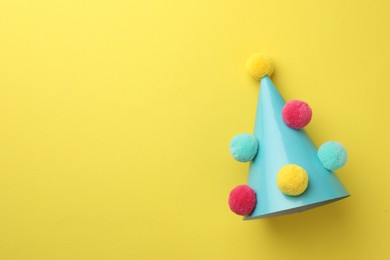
<box><xmin>318</xmin><ymin>141</ymin><xmax>348</xmax><ymax>171</ymax></box>
<box><xmin>229</xmin><ymin>134</ymin><xmax>259</xmax><ymax>162</ymax></box>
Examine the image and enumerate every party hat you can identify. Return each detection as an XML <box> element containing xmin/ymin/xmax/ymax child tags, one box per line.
<box><xmin>228</xmin><ymin>54</ymin><xmax>350</xmax><ymax>219</ymax></box>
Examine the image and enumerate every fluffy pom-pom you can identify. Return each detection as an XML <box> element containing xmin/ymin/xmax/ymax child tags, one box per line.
<box><xmin>318</xmin><ymin>141</ymin><xmax>348</xmax><ymax>171</ymax></box>
<box><xmin>246</xmin><ymin>53</ymin><xmax>274</xmax><ymax>80</ymax></box>
<box><xmin>282</xmin><ymin>100</ymin><xmax>312</xmax><ymax>129</ymax></box>
<box><xmin>228</xmin><ymin>185</ymin><xmax>257</xmax><ymax>216</ymax></box>
<box><xmin>277</xmin><ymin>164</ymin><xmax>309</xmax><ymax>196</ymax></box>
<box><xmin>229</xmin><ymin>134</ymin><xmax>259</xmax><ymax>162</ymax></box>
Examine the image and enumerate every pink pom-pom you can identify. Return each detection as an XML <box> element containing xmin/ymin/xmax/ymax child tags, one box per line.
<box><xmin>282</xmin><ymin>100</ymin><xmax>312</xmax><ymax>129</ymax></box>
<box><xmin>228</xmin><ymin>185</ymin><xmax>256</xmax><ymax>216</ymax></box>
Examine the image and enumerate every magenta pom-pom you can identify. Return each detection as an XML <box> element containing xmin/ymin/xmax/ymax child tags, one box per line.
<box><xmin>282</xmin><ymin>100</ymin><xmax>312</xmax><ymax>129</ymax></box>
<box><xmin>228</xmin><ymin>185</ymin><xmax>256</xmax><ymax>216</ymax></box>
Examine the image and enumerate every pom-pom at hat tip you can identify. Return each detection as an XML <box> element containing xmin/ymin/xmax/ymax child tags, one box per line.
<box><xmin>246</xmin><ymin>53</ymin><xmax>274</xmax><ymax>80</ymax></box>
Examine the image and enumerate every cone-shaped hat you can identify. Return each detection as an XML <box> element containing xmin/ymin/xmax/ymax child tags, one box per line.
<box><xmin>244</xmin><ymin>76</ymin><xmax>349</xmax><ymax>219</ymax></box>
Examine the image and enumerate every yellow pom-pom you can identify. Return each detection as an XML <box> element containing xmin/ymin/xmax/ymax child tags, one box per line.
<box><xmin>276</xmin><ymin>164</ymin><xmax>309</xmax><ymax>196</ymax></box>
<box><xmin>246</xmin><ymin>53</ymin><xmax>274</xmax><ymax>80</ymax></box>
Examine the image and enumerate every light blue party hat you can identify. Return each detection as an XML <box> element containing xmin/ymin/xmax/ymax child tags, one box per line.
<box><xmin>228</xmin><ymin>54</ymin><xmax>349</xmax><ymax>219</ymax></box>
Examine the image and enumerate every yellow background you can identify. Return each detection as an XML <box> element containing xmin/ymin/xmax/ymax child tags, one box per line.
<box><xmin>0</xmin><ymin>0</ymin><xmax>389</xmax><ymax>259</ymax></box>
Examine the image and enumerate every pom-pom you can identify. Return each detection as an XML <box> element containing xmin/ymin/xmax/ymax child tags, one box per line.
<box><xmin>229</xmin><ymin>134</ymin><xmax>259</xmax><ymax>162</ymax></box>
<box><xmin>277</xmin><ymin>164</ymin><xmax>309</xmax><ymax>196</ymax></box>
<box><xmin>246</xmin><ymin>53</ymin><xmax>274</xmax><ymax>80</ymax></box>
<box><xmin>318</xmin><ymin>141</ymin><xmax>348</xmax><ymax>171</ymax></box>
<box><xmin>282</xmin><ymin>100</ymin><xmax>312</xmax><ymax>129</ymax></box>
<box><xmin>228</xmin><ymin>185</ymin><xmax>257</xmax><ymax>216</ymax></box>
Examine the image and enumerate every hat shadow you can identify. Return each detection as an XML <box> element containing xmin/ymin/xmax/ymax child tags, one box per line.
<box><xmin>255</xmin><ymin>200</ymin><xmax>352</xmax><ymax>242</ymax></box>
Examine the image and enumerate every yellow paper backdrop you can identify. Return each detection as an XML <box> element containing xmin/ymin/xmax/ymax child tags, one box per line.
<box><xmin>0</xmin><ymin>0</ymin><xmax>389</xmax><ymax>259</ymax></box>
